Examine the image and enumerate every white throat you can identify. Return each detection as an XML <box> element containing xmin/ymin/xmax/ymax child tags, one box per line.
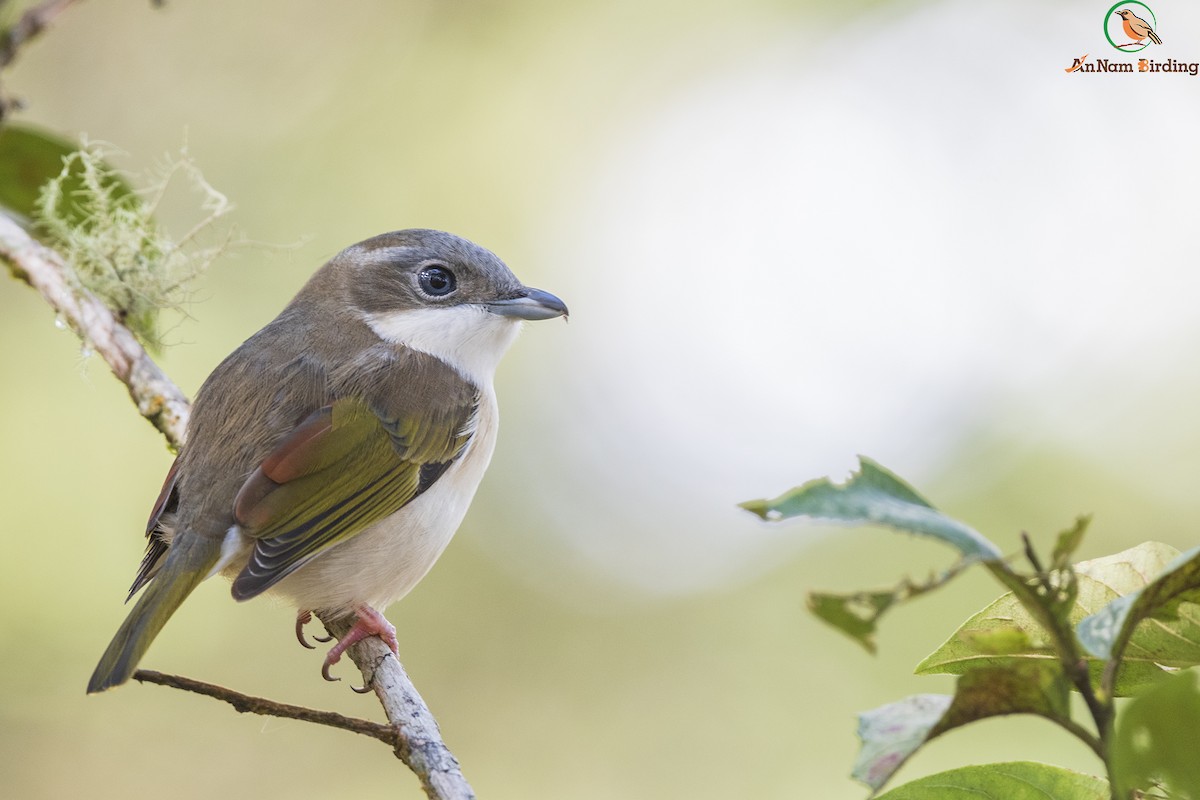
<box><xmin>366</xmin><ymin>305</ymin><xmax>522</xmax><ymax>387</ymax></box>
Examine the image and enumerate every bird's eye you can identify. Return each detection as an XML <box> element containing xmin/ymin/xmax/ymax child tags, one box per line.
<box><xmin>417</xmin><ymin>265</ymin><xmax>457</xmax><ymax>297</ymax></box>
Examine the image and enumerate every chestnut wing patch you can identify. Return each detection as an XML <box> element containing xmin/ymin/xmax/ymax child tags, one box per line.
<box><xmin>230</xmin><ymin>394</ymin><xmax>476</xmax><ymax>600</ymax></box>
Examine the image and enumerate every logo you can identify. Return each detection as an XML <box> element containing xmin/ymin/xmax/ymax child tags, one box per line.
<box><xmin>1064</xmin><ymin>3</ymin><xmax>1198</xmax><ymax>75</ymax></box>
<box><xmin>1105</xmin><ymin>3</ymin><xmax>1161</xmax><ymax>52</ymax></box>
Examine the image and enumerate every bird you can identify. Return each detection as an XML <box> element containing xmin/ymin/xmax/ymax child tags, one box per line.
<box><xmin>88</xmin><ymin>229</ymin><xmax>568</xmax><ymax>693</ymax></box>
<box><xmin>1115</xmin><ymin>9</ymin><xmax>1162</xmax><ymax>45</ymax></box>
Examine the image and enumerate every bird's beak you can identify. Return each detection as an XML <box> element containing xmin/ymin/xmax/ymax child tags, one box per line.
<box><xmin>486</xmin><ymin>288</ymin><xmax>569</xmax><ymax>321</ymax></box>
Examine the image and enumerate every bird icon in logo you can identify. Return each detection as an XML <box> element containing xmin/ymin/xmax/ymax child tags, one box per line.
<box><xmin>1114</xmin><ymin>8</ymin><xmax>1162</xmax><ymax>46</ymax></box>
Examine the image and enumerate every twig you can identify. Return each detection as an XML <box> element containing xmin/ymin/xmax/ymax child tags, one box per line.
<box><xmin>133</xmin><ymin>669</ymin><xmax>397</xmax><ymax>744</ymax></box>
<box><xmin>1055</xmin><ymin>711</ymin><xmax>1106</xmax><ymax>762</ymax></box>
<box><xmin>0</xmin><ymin>0</ymin><xmax>79</xmax><ymax>70</ymax></box>
<box><xmin>0</xmin><ymin>0</ymin><xmax>81</xmax><ymax>118</ymax></box>
<box><xmin>2</xmin><ymin>210</ymin><xmax>476</xmax><ymax>799</ymax></box>
<box><xmin>1020</xmin><ymin>531</ymin><xmax>1063</xmax><ymax>606</ymax></box>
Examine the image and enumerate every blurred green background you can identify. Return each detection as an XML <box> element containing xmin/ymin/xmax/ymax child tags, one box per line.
<box><xmin>4</xmin><ymin>0</ymin><xmax>1200</xmax><ymax>797</ymax></box>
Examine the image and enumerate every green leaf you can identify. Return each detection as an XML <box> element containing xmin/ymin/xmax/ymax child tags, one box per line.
<box><xmin>808</xmin><ymin>563</ymin><xmax>971</xmax><ymax>653</ymax></box>
<box><xmin>855</xmin><ymin>663</ymin><xmax>1071</xmax><ymax>795</ymax></box>
<box><xmin>1051</xmin><ymin>516</ymin><xmax>1090</xmax><ymax>571</ymax></box>
<box><xmin>0</xmin><ymin>124</ymin><xmax>134</xmax><ymax>224</ymax></box>
<box><xmin>917</xmin><ymin>543</ymin><xmax>1195</xmax><ymax>695</ymax></box>
<box><xmin>1076</xmin><ymin>543</ymin><xmax>1200</xmax><ymax>665</ymax></box>
<box><xmin>929</xmin><ymin>662</ymin><xmax>1072</xmax><ymax>737</ymax></box>
<box><xmin>740</xmin><ymin>457</ymin><xmax>1002</xmax><ymax>561</ymax></box>
<box><xmin>808</xmin><ymin>590</ymin><xmax>895</xmax><ymax>653</ymax></box>
<box><xmin>1112</xmin><ymin>669</ymin><xmax>1200</xmax><ymax>799</ymax></box>
<box><xmin>0</xmin><ymin>124</ymin><xmax>73</xmax><ymax>220</ymax></box>
<box><xmin>854</xmin><ymin>694</ymin><xmax>952</xmax><ymax>793</ymax></box>
<box><xmin>874</xmin><ymin>761</ymin><xmax>1108</xmax><ymax>800</ymax></box>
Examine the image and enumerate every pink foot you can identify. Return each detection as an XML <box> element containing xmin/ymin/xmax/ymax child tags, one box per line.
<box><xmin>320</xmin><ymin>606</ymin><xmax>398</xmax><ymax>692</ymax></box>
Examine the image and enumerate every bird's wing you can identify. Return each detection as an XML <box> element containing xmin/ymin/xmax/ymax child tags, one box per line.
<box><xmin>1131</xmin><ymin>19</ymin><xmax>1151</xmax><ymax>36</ymax></box>
<box><xmin>229</xmin><ymin>382</ymin><xmax>478</xmax><ymax>600</ymax></box>
<box><xmin>127</xmin><ymin>456</ymin><xmax>183</xmax><ymax>600</ymax></box>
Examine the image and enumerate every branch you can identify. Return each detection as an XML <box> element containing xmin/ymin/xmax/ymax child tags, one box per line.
<box><xmin>0</xmin><ymin>213</ymin><xmax>190</xmax><ymax>446</ymax></box>
<box><xmin>322</xmin><ymin>616</ymin><xmax>476</xmax><ymax>799</ymax></box>
<box><xmin>1</xmin><ymin>211</ymin><xmax>476</xmax><ymax>800</ymax></box>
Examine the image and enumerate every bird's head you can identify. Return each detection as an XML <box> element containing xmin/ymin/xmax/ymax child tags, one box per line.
<box><xmin>312</xmin><ymin>229</ymin><xmax>568</xmax><ymax>384</ymax></box>
<box><xmin>1115</xmin><ymin>9</ymin><xmax>1134</xmax><ymax>20</ymax></box>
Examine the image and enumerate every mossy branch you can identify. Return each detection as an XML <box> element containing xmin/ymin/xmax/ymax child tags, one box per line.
<box><xmin>0</xmin><ymin>212</ymin><xmax>190</xmax><ymax>444</ymax></box>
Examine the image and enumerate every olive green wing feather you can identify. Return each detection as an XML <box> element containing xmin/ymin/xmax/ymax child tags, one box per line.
<box><xmin>229</xmin><ymin>393</ymin><xmax>477</xmax><ymax>600</ymax></box>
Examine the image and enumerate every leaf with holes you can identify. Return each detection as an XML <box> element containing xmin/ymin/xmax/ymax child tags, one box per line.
<box><xmin>809</xmin><ymin>563</ymin><xmax>970</xmax><ymax>653</ymax></box>
<box><xmin>740</xmin><ymin>457</ymin><xmax>1001</xmax><ymax>562</ymax></box>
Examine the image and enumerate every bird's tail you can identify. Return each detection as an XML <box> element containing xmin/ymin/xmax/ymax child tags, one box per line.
<box><xmin>87</xmin><ymin>533</ymin><xmax>222</xmax><ymax>693</ymax></box>
<box><xmin>1149</xmin><ymin>30</ymin><xmax>1162</xmax><ymax>44</ymax></box>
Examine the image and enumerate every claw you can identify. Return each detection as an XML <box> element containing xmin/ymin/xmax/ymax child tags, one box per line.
<box><xmin>296</xmin><ymin>610</ymin><xmax>334</xmax><ymax>649</ymax></box>
<box><xmin>319</xmin><ymin>650</ymin><xmax>369</xmax><ymax>691</ymax></box>
<box><xmin>317</xmin><ymin>605</ymin><xmax>397</xmax><ymax>693</ymax></box>
<box><xmin>296</xmin><ymin>612</ymin><xmax>317</xmax><ymax>650</ymax></box>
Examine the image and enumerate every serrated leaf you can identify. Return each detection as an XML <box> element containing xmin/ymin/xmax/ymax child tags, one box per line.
<box><xmin>917</xmin><ymin>543</ymin><xmax>1196</xmax><ymax>695</ymax></box>
<box><xmin>856</xmin><ymin>664</ymin><xmax>1076</xmax><ymax>795</ymax></box>
<box><xmin>740</xmin><ymin>457</ymin><xmax>1001</xmax><ymax>561</ymax></box>
<box><xmin>874</xmin><ymin>761</ymin><xmax>1108</xmax><ymax>800</ymax></box>
<box><xmin>0</xmin><ymin>124</ymin><xmax>134</xmax><ymax>224</ymax></box>
<box><xmin>1076</xmin><ymin>543</ymin><xmax>1200</xmax><ymax>665</ymax></box>
<box><xmin>1112</xmin><ymin>669</ymin><xmax>1200</xmax><ymax>799</ymax></box>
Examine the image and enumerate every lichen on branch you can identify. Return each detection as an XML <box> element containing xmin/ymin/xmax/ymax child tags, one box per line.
<box><xmin>34</xmin><ymin>139</ymin><xmax>236</xmax><ymax>350</ymax></box>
